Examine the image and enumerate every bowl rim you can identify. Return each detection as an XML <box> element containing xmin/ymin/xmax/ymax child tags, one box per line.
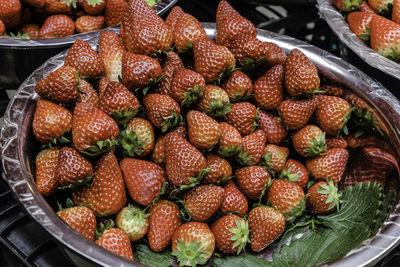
<box><xmin>2</xmin><ymin>22</ymin><xmax>400</xmax><ymax>267</ymax></box>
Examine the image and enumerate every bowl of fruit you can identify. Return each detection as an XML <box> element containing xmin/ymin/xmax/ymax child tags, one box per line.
<box><xmin>2</xmin><ymin>0</ymin><xmax>400</xmax><ymax>266</ymax></box>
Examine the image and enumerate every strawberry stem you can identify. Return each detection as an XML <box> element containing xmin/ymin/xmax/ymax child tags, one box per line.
<box><xmin>303</xmin><ymin>132</ymin><xmax>327</xmax><ymax>157</ymax></box>
<box><xmin>229</xmin><ymin>218</ymin><xmax>250</xmax><ymax>254</ymax></box>
<box><xmin>119</xmin><ymin>129</ymin><xmax>145</xmax><ymax>157</ymax></box>
<box><xmin>172</xmin><ymin>240</ymin><xmax>207</xmax><ymax>267</ymax></box>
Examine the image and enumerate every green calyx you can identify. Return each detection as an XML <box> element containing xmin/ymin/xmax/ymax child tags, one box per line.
<box><xmin>205</xmin><ymin>99</ymin><xmax>232</xmax><ymax>119</ymax></box>
<box><xmin>58</xmin><ymin>175</ymin><xmax>94</xmax><ymax>190</ymax></box>
<box><xmin>218</xmin><ymin>144</ymin><xmax>241</xmax><ymax>158</ymax></box>
<box><xmin>230</xmin><ymin>90</ymin><xmax>253</xmax><ymax>103</ymax></box>
<box><xmin>359</xmin><ymin>27</ymin><xmax>371</xmax><ymax>43</ymax></box>
<box><xmin>10</xmin><ymin>32</ymin><xmax>30</xmax><ymax>39</ymax></box>
<box><xmin>65</xmin><ymin>0</ymin><xmax>78</xmax><ymax>8</ymax></box>
<box><xmin>279</xmin><ymin>167</ymin><xmax>299</xmax><ymax>182</ymax></box>
<box><xmin>217</xmin><ymin>65</ymin><xmax>237</xmax><ymax>85</ymax></box>
<box><xmin>303</xmin><ymin>132</ymin><xmax>327</xmax><ymax>157</ymax></box>
<box><xmin>177</xmin><ymin>168</ymin><xmax>211</xmax><ymax>192</ymax></box>
<box><xmin>119</xmin><ymin>129</ymin><xmax>145</xmax><ymax>157</ymax></box>
<box><xmin>136</xmin><ymin>74</ymin><xmax>165</xmax><ymax>96</ymax></box>
<box><xmin>181</xmin><ymin>85</ymin><xmax>204</xmax><ymax>107</ymax></box>
<box><xmin>161</xmin><ymin>110</ymin><xmax>182</xmax><ymax>133</ymax></box>
<box><xmin>125</xmin><ymin>204</ymin><xmax>149</xmax><ymax>228</ymax></box>
<box><xmin>339</xmin><ymin>109</ymin><xmax>352</xmax><ymax>136</ymax></box>
<box><xmin>172</xmin><ymin>240</ymin><xmax>207</xmax><ymax>267</ymax></box>
<box><xmin>81</xmin><ymin>139</ymin><xmax>118</xmax><ymax>157</ymax></box>
<box><xmin>150</xmin><ymin>182</ymin><xmax>169</xmax><ymax>207</ymax></box>
<box><xmin>284</xmin><ymin>198</ymin><xmax>306</xmax><ymax>222</ymax></box>
<box><xmin>351</xmin><ymin>107</ymin><xmax>384</xmax><ymax>137</ymax></box>
<box><xmin>261</xmin><ymin>152</ymin><xmax>274</xmax><ymax>174</ymax></box>
<box><xmin>111</xmin><ymin>108</ymin><xmax>137</xmax><ymax>129</ymax></box>
<box><xmin>95</xmin><ymin>220</ymin><xmax>115</xmax><ymax>240</ymax></box>
<box><xmin>57</xmin><ymin>198</ymin><xmax>75</xmax><ymax>211</ymax></box>
<box><xmin>317</xmin><ymin>179</ymin><xmax>342</xmax><ymax>211</ymax></box>
<box><xmin>43</xmin><ymin>131</ymin><xmax>72</xmax><ymax>149</ymax></box>
<box><xmin>387</xmin><ymin>48</ymin><xmax>400</xmax><ymax>63</ymax></box>
<box><xmin>229</xmin><ymin>218</ymin><xmax>250</xmax><ymax>254</ymax></box>
<box><xmin>84</xmin><ymin>0</ymin><xmax>104</xmax><ymax>7</ymax></box>
<box><xmin>341</xmin><ymin>0</ymin><xmax>362</xmax><ymax>12</ymax></box>
<box><xmin>235</xmin><ymin>150</ymin><xmax>255</xmax><ymax>166</ymax></box>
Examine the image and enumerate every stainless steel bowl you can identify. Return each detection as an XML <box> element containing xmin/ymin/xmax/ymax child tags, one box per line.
<box><xmin>1</xmin><ymin>23</ymin><xmax>400</xmax><ymax>266</ymax></box>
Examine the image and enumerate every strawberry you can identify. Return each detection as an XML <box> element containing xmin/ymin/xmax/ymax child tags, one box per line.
<box><xmin>248</xmin><ymin>206</ymin><xmax>285</xmax><ymax>252</ymax></box>
<box><xmin>326</xmin><ymin>136</ymin><xmax>348</xmax><ymax>149</ymax></box>
<box><xmin>20</xmin><ymin>23</ymin><xmax>40</xmax><ymax>38</ymax></box>
<box><xmin>121</xmin><ymin>52</ymin><xmax>162</xmax><ymax>92</ymax></box>
<box><xmin>279</xmin><ymin>159</ymin><xmax>309</xmax><ymax>190</ymax></box>
<box><xmin>98</xmin><ymin>81</ymin><xmax>140</xmax><ymax>127</ymax></box>
<box><xmin>235</xmin><ymin>166</ymin><xmax>271</xmax><ymax>200</ymax></box>
<box><xmin>0</xmin><ymin>0</ymin><xmax>21</xmax><ymax>28</ymax></box>
<box><xmin>72</xmin><ymin>103</ymin><xmax>119</xmax><ymax>156</ymax></box>
<box><xmin>57</xmin><ymin>201</ymin><xmax>96</xmax><ymax>241</ymax></box>
<box><xmin>72</xmin><ymin>151</ymin><xmax>126</xmax><ymax>216</ymax></box>
<box><xmin>262</xmin><ymin>144</ymin><xmax>289</xmax><ymax>174</ymax></box>
<box><xmin>151</xmin><ymin>124</ymin><xmax>186</xmax><ymax>165</ymax></box>
<box><xmin>157</xmin><ymin>51</ymin><xmax>184</xmax><ymax>95</ymax></box>
<box><xmin>121</xmin><ymin>0</ymin><xmax>172</xmax><ymax>55</ymax></box>
<box><xmin>82</xmin><ymin>0</ymin><xmax>105</xmax><ymax>15</ymax></box>
<box><xmin>197</xmin><ymin>85</ymin><xmax>231</xmax><ymax>118</ymax></box>
<box><xmin>164</xmin><ymin>133</ymin><xmax>207</xmax><ymax>187</ymax></box>
<box><xmin>291</xmin><ymin>125</ymin><xmax>327</xmax><ymax>157</ymax></box>
<box><xmin>211</xmin><ymin>215</ymin><xmax>249</xmax><ymax>255</ymax></box>
<box><xmin>148</xmin><ymin>200</ymin><xmax>182</xmax><ymax>252</ymax></box>
<box><xmin>393</xmin><ymin>0</ymin><xmax>400</xmax><ymax>23</ymax></box>
<box><xmin>98</xmin><ymin>77</ymin><xmax>111</xmax><ymax>98</ymax></box>
<box><xmin>143</xmin><ymin>93</ymin><xmax>182</xmax><ymax>132</ymax></box>
<box><xmin>315</xmin><ymin>95</ymin><xmax>351</xmax><ymax>136</ymax></box>
<box><xmin>170</xmin><ymin>68</ymin><xmax>206</xmax><ymax>106</ymax></box>
<box><xmin>35</xmin><ymin>147</ymin><xmax>60</xmax><ymax>196</ymax></box>
<box><xmin>187</xmin><ymin>110</ymin><xmax>222</xmax><ymax>150</ymax></box>
<box><xmin>222</xmin><ymin>70</ymin><xmax>253</xmax><ymax>102</ymax></box>
<box><xmin>266</xmin><ymin>179</ymin><xmax>305</xmax><ymax>222</ymax></box>
<box><xmin>306</xmin><ymin>148</ymin><xmax>349</xmax><ymax>184</ymax></box>
<box><xmin>226</xmin><ymin>102</ymin><xmax>257</xmax><ymax>136</ymax></box>
<box><xmin>221</xmin><ymin>180</ymin><xmax>248</xmax><ymax>215</ymax></box>
<box><xmin>236</xmin><ymin>129</ymin><xmax>267</xmax><ymax>166</ymax></box>
<box><xmin>119</xmin><ymin>117</ymin><xmax>155</xmax><ymax>158</ymax></box>
<box><xmin>104</xmin><ymin>0</ymin><xmax>127</xmax><ymax>27</ymax></box>
<box><xmin>75</xmin><ymin>15</ymin><xmax>104</xmax><ymax>33</ymax></box>
<box><xmin>278</xmin><ymin>98</ymin><xmax>316</xmax><ymax>130</ymax></box>
<box><xmin>77</xmin><ymin>79</ymin><xmax>99</xmax><ymax>107</ymax></box>
<box><xmin>21</xmin><ymin>0</ymin><xmax>45</xmax><ymax>8</ymax></box>
<box><xmin>215</xmin><ymin>0</ymin><xmax>257</xmax><ymax>48</ymax></box>
<box><xmin>370</xmin><ymin>15</ymin><xmax>400</xmax><ymax>62</ymax></box>
<box><xmin>193</xmin><ymin>38</ymin><xmax>236</xmax><ymax>83</ymax></box>
<box><xmin>173</xmin><ymin>13</ymin><xmax>207</xmax><ymax>52</ymax></box>
<box><xmin>96</xmin><ymin>227</ymin><xmax>134</xmax><ymax>260</ymax></box>
<box><xmin>253</xmin><ymin>64</ymin><xmax>284</xmax><ymax>110</ymax></box>
<box><xmin>55</xmin><ymin>147</ymin><xmax>93</xmax><ymax>188</ymax></box>
<box><xmin>120</xmin><ymin>158</ymin><xmax>166</xmax><ymax>206</ymax></box>
<box><xmin>368</xmin><ymin>0</ymin><xmax>393</xmax><ymax>14</ymax></box>
<box><xmin>203</xmin><ymin>154</ymin><xmax>232</xmax><ymax>184</ymax></box>
<box><xmin>360</xmin><ymin>1</ymin><xmax>376</xmax><ymax>12</ymax></box>
<box><xmin>319</xmin><ymin>83</ymin><xmax>344</xmax><ymax>97</ymax></box>
<box><xmin>0</xmin><ymin>19</ymin><xmax>5</xmax><ymax>35</ymax></box>
<box><xmin>333</xmin><ymin>0</ymin><xmax>363</xmax><ymax>11</ymax></box>
<box><xmin>306</xmin><ymin>180</ymin><xmax>341</xmax><ymax>214</ymax></box>
<box><xmin>257</xmin><ymin>110</ymin><xmax>287</xmax><ymax>145</ymax></box>
<box><xmin>39</xmin><ymin>15</ymin><xmax>75</xmax><ymax>38</ymax></box>
<box><xmin>32</xmin><ymin>99</ymin><xmax>72</xmax><ymax>144</ymax></box>
<box><xmin>184</xmin><ymin>184</ymin><xmax>224</xmax><ymax>221</ymax></box>
<box><xmin>165</xmin><ymin>6</ymin><xmax>185</xmax><ymax>30</ymax></box>
<box><xmin>284</xmin><ymin>49</ymin><xmax>320</xmax><ymax>97</ymax></box>
<box><xmin>116</xmin><ymin>204</ymin><xmax>149</xmax><ymax>242</ymax></box>
<box><xmin>44</xmin><ymin>0</ymin><xmax>72</xmax><ymax>14</ymax></box>
<box><xmin>172</xmin><ymin>222</ymin><xmax>215</xmax><ymax>266</ymax></box>
<box><xmin>217</xmin><ymin>122</ymin><xmax>243</xmax><ymax>157</ymax></box>
<box><xmin>35</xmin><ymin>66</ymin><xmax>79</xmax><ymax>104</ymax></box>
<box><xmin>347</xmin><ymin>11</ymin><xmax>374</xmax><ymax>42</ymax></box>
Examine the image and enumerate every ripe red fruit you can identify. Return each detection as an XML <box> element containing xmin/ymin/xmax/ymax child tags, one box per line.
<box><xmin>222</xmin><ymin>70</ymin><xmax>253</xmax><ymax>102</ymax></box>
<box><xmin>257</xmin><ymin>110</ymin><xmax>287</xmax><ymax>145</ymax></box>
<box><xmin>236</xmin><ymin>129</ymin><xmax>267</xmax><ymax>166</ymax></box>
<box><xmin>393</xmin><ymin>0</ymin><xmax>400</xmax><ymax>23</ymax></box>
<box><xmin>235</xmin><ymin>166</ymin><xmax>271</xmax><ymax>200</ymax></box>
<box><xmin>217</xmin><ymin>122</ymin><xmax>243</xmax><ymax>157</ymax></box>
<box><xmin>20</xmin><ymin>23</ymin><xmax>40</xmax><ymax>38</ymax></box>
<box><xmin>221</xmin><ymin>180</ymin><xmax>248</xmax><ymax>215</ymax></box>
<box><xmin>0</xmin><ymin>19</ymin><xmax>5</xmax><ymax>35</ymax></box>
<box><xmin>99</xmin><ymin>31</ymin><xmax>126</xmax><ymax>82</ymax></box>
<box><xmin>35</xmin><ymin>147</ymin><xmax>60</xmax><ymax>196</ymax></box>
<box><xmin>96</xmin><ymin>228</ymin><xmax>134</xmax><ymax>260</ymax></box>
<box><xmin>165</xmin><ymin>6</ymin><xmax>185</xmax><ymax>31</ymax></box>
<box><xmin>116</xmin><ymin>205</ymin><xmax>149</xmax><ymax>242</ymax></box>
<box><xmin>75</xmin><ymin>15</ymin><xmax>104</xmax><ymax>33</ymax></box>
<box><xmin>197</xmin><ymin>85</ymin><xmax>231</xmax><ymax>118</ymax></box>
<box><xmin>279</xmin><ymin>159</ymin><xmax>309</xmax><ymax>190</ymax></box>
<box><xmin>370</xmin><ymin>15</ymin><xmax>400</xmax><ymax>61</ymax></box>
<box><xmin>170</xmin><ymin>68</ymin><xmax>206</xmax><ymax>106</ymax></box>
<box><xmin>77</xmin><ymin>79</ymin><xmax>99</xmax><ymax>107</ymax></box>
<box><xmin>278</xmin><ymin>97</ymin><xmax>317</xmax><ymax>130</ymax></box>
<box><xmin>187</xmin><ymin>110</ymin><xmax>222</xmax><ymax>150</ymax></box>
<box><xmin>291</xmin><ymin>124</ymin><xmax>327</xmax><ymax>157</ymax></box>
<box><xmin>173</xmin><ymin>13</ymin><xmax>207</xmax><ymax>52</ymax></box>
<box><xmin>307</xmin><ymin>180</ymin><xmax>341</xmax><ymax>214</ymax></box>
<box><xmin>253</xmin><ymin>64</ymin><xmax>284</xmax><ymax>110</ymax></box>
<box><xmin>347</xmin><ymin>11</ymin><xmax>374</xmax><ymax>42</ymax></box>
<box><xmin>38</xmin><ymin>14</ymin><xmax>75</xmax><ymax>38</ymax></box>
<box><xmin>326</xmin><ymin>136</ymin><xmax>348</xmax><ymax>149</ymax></box>
<box><xmin>82</xmin><ymin>0</ymin><xmax>105</xmax><ymax>15</ymax></box>
<box><xmin>57</xmin><ymin>204</ymin><xmax>96</xmax><ymax>241</ymax></box>
<box><xmin>226</xmin><ymin>102</ymin><xmax>257</xmax><ymax>136</ymax></box>
<box><xmin>368</xmin><ymin>0</ymin><xmax>393</xmax><ymax>14</ymax></box>
<box><xmin>157</xmin><ymin>51</ymin><xmax>184</xmax><ymax>96</ymax></box>
<box><xmin>203</xmin><ymin>154</ymin><xmax>232</xmax><ymax>184</ymax></box>
<box><xmin>120</xmin><ymin>117</ymin><xmax>155</xmax><ymax>158</ymax></box>
<box><xmin>0</xmin><ymin>0</ymin><xmax>21</xmax><ymax>28</ymax></box>
<box><xmin>104</xmin><ymin>0</ymin><xmax>127</xmax><ymax>27</ymax></box>
<box><xmin>262</xmin><ymin>144</ymin><xmax>289</xmax><ymax>174</ymax></box>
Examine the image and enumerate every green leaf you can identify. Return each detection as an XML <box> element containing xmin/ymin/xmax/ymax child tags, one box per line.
<box><xmin>212</xmin><ymin>254</ymin><xmax>269</xmax><ymax>267</ymax></box>
<box><xmin>135</xmin><ymin>243</ymin><xmax>172</xmax><ymax>267</ymax></box>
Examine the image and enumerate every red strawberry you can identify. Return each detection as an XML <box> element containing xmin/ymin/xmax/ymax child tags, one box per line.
<box><xmin>253</xmin><ymin>64</ymin><xmax>284</xmax><ymax>110</ymax></box>
<box><xmin>173</xmin><ymin>13</ymin><xmax>207</xmax><ymax>52</ymax></box>
<box><xmin>164</xmin><ymin>133</ymin><xmax>207</xmax><ymax>187</ymax></box>
<box><xmin>193</xmin><ymin>38</ymin><xmax>236</xmax><ymax>83</ymax></box>
<box><xmin>221</xmin><ymin>180</ymin><xmax>248</xmax><ymax>215</ymax></box>
<box><xmin>393</xmin><ymin>0</ymin><xmax>400</xmax><ymax>23</ymax></box>
<box><xmin>248</xmin><ymin>206</ymin><xmax>285</xmax><ymax>252</ymax></box>
<box><xmin>143</xmin><ymin>93</ymin><xmax>182</xmax><ymax>132</ymax></box>
<box><xmin>75</xmin><ymin>15</ymin><xmax>104</xmax><ymax>33</ymax></box>
<box><xmin>222</xmin><ymin>70</ymin><xmax>253</xmax><ymax>102</ymax></box>
<box><xmin>121</xmin><ymin>0</ymin><xmax>172</xmax><ymax>55</ymax></box>
<box><xmin>306</xmin><ymin>148</ymin><xmax>349</xmax><ymax>184</ymax></box>
<box><xmin>120</xmin><ymin>158</ymin><xmax>166</xmax><ymax>206</ymax></box>
<box><xmin>197</xmin><ymin>85</ymin><xmax>231</xmax><ymax>118</ymax></box>
<box><xmin>148</xmin><ymin>200</ymin><xmax>182</xmax><ymax>252</ymax></box>
<box><xmin>170</xmin><ymin>68</ymin><xmax>206</xmax><ymax>106</ymax></box>
<box><xmin>35</xmin><ymin>147</ymin><xmax>60</xmax><ymax>196</ymax></box>
<box><xmin>278</xmin><ymin>98</ymin><xmax>317</xmax><ymax>130</ymax></box>
<box><xmin>279</xmin><ymin>159</ymin><xmax>309</xmax><ymax>190</ymax></box>
<box><xmin>284</xmin><ymin>49</ymin><xmax>320</xmax><ymax>97</ymax></box>
<box><xmin>326</xmin><ymin>136</ymin><xmax>348</xmax><ymax>149</ymax></box>
<box><xmin>82</xmin><ymin>0</ymin><xmax>105</xmax><ymax>15</ymax></box>
<box><xmin>306</xmin><ymin>180</ymin><xmax>341</xmax><ymax>214</ymax></box>
<box><xmin>333</xmin><ymin>0</ymin><xmax>363</xmax><ymax>11</ymax></box>
<box><xmin>266</xmin><ymin>179</ymin><xmax>305</xmax><ymax>222</ymax></box>
<box><xmin>116</xmin><ymin>204</ymin><xmax>149</xmax><ymax>242</ymax></box>
<box><xmin>35</xmin><ymin>66</ymin><xmax>79</xmax><ymax>104</ymax></box>
<box><xmin>157</xmin><ymin>51</ymin><xmax>184</xmax><ymax>95</ymax></box>
<box><xmin>120</xmin><ymin>117</ymin><xmax>155</xmax><ymax>158</ymax></box>
<box><xmin>77</xmin><ymin>79</ymin><xmax>99</xmax><ymax>107</ymax></box>
<box><xmin>360</xmin><ymin>1</ymin><xmax>376</xmax><ymax>12</ymax></box>
<box><xmin>20</xmin><ymin>23</ymin><xmax>40</xmax><ymax>38</ymax></box>
<box><xmin>39</xmin><ymin>15</ymin><xmax>75</xmax><ymax>38</ymax></box>
<box><xmin>315</xmin><ymin>95</ymin><xmax>351</xmax><ymax>136</ymax></box>
<box><xmin>217</xmin><ymin>122</ymin><xmax>243</xmax><ymax>157</ymax></box>
<box><xmin>55</xmin><ymin>147</ymin><xmax>93</xmax><ymax>188</ymax></box>
<box><xmin>72</xmin><ymin>103</ymin><xmax>119</xmax><ymax>156</ymax></box>
<box><xmin>104</xmin><ymin>0</ymin><xmax>127</xmax><ymax>27</ymax></box>
<box><xmin>21</xmin><ymin>0</ymin><xmax>45</xmax><ymax>9</ymax></box>
<box><xmin>72</xmin><ymin>151</ymin><xmax>126</xmax><ymax>216</ymax></box>
<box><xmin>98</xmin><ymin>81</ymin><xmax>140</xmax><ymax>127</ymax></box>
<box><xmin>57</xmin><ymin>202</ymin><xmax>96</xmax><ymax>241</ymax></box>
<box><xmin>320</xmin><ymin>83</ymin><xmax>344</xmax><ymax>97</ymax></box>
<box><xmin>235</xmin><ymin>166</ymin><xmax>271</xmax><ymax>200</ymax></box>
<box><xmin>98</xmin><ymin>77</ymin><xmax>111</xmax><ymax>98</ymax></box>
<box><xmin>370</xmin><ymin>15</ymin><xmax>400</xmax><ymax>62</ymax></box>
<box><xmin>165</xmin><ymin>6</ymin><xmax>185</xmax><ymax>30</ymax></box>
<box><xmin>43</xmin><ymin>0</ymin><xmax>72</xmax><ymax>14</ymax></box>
<box><xmin>0</xmin><ymin>0</ymin><xmax>21</xmax><ymax>28</ymax></box>
<box><xmin>257</xmin><ymin>110</ymin><xmax>287</xmax><ymax>145</ymax></box>
<box><xmin>172</xmin><ymin>222</ymin><xmax>215</xmax><ymax>266</ymax></box>
<box><xmin>32</xmin><ymin>99</ymin><xmax>72</xmax><ymax>144</ymax></box>
<box><xmin>184</xmin><ymin>184</ymin><xmax>224</xmax><ymax>221</ymax></box>
<box><xmin>368</xmin><ymin>0</ymin><xmax>393</xmax><ymax>14</ymax></box>
<box><xmin>347</xmin><ymin>11</ymin><xmax>374</xmax><ymax>42</ymax></box>
<box><xmin>291</xmin><ymin>125</ymin><xmax>327</xmax><ymax>157</ymax></box>
<box><xmin>236</xmin><ymin>129</ymin><xmax>267</xmax><ymax>166</ymax></box>
<box><xmin>65</xmin><ymin>40</ymin><xmax>105</xmax><ymax>79</ymax></box>
<box><xmin>121</xmin><ymin>52</ymin><xmax>162</xmax><ymax>91</ymax></box>
<box><xmin>0</xmin><ymin>19</ymin><xmax>5</xmax><ymax>35</ymax></box>
<box><xmin>215</xmin><ymin>0</ymin><xmax>257</xmax><ymax>48</ymax></box>
<box><xmin>203</xmin><ymin>154</ymin><xmax>232</xmax><ymax>184</ymax></box>
<box><xmin>262</xmin><ymin>144</ymin><xmax>289</xmax><ymax>174</ymax></box>
<box><xmin>187</xmin><ymin>110</ymin><xmax>222</xmax><ymax>150</ymax></box>
<box><xmin>211</xmin><ymin>215</ymin><xmax>249</xmax><ymax>255</ymax></box>
<box><xmin>226</xmin><ymin>102</ymin><xmax>257</xmax><ymax>136</ymax></box>
<box><xmin>96</xmin><ymin>227</ymin><xmax>134</xmax><ymax>260</ymax></box>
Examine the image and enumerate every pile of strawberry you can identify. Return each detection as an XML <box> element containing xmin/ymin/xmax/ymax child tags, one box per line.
<box><xmin>30</xmin><ymin>0</ymin><xmax>376</xmax><ymax>265</ymax></box>
<box><xmin>0</xmin><ymin>0</ymin><xmax>155</xmax><ymax>39</ymax></box>
<box><xmin>333</xmin><ymin>0</ymin><xmax>400</xmax><ymax>62</ymax></box>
